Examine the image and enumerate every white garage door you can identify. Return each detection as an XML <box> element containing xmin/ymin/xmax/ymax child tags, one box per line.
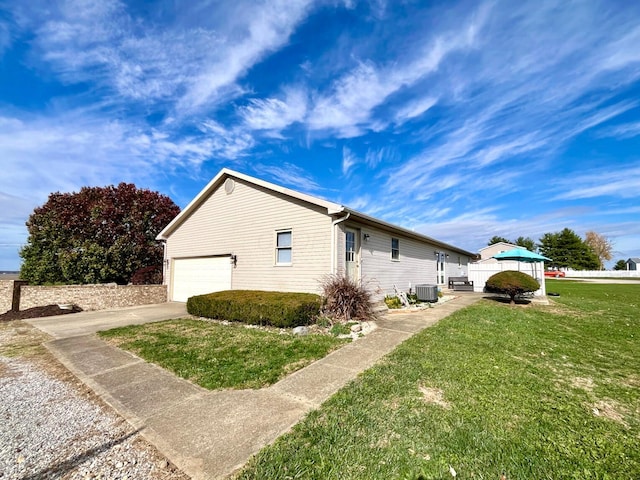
<box><xmin>172</xmin><ymin>256</ymin><xmax>232</xmax><ymax>302</ymax></box>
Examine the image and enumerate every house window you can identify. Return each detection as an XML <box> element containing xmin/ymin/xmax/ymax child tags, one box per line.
<box><xmin>391</xmin><ymin>237</ymin><xmax>400</xmax><ymax>260</ymax></box>
<box><xmin>458</xmin><ymin>256</ymin><xmax>462</xmax><ymax>267</ymax></box>
<box><xmin>276</xmin><ymin>230</ymin><xmax>292</xmax><ymax>265</ymax></box>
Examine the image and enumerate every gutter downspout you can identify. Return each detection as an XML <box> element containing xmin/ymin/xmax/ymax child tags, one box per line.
<box><xmin>331</xmin><ymin>212</ymin><xmax>350</xmax><ymax>275</ymax></box>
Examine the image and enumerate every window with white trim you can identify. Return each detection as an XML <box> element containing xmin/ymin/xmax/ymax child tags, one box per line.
<box><xmin>391</xmin><ymin>237</ymin><xmax>400</xmax><ymax>260</ymax></box>
<box><xmin>276</xmin><ymin>230</ymin><xmax>292</xmax><ymax>265</ymax></box>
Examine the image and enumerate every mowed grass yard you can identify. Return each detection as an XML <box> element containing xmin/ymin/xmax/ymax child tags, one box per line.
<box><xmin>99</xmin><ymin>319</ymin><xmax>349</xmax><ymax>390</ymax></box>
<box><xmin>236</xmin><ymin>281</ymin><xmax>640</xmax><ymax>479</ymax></box>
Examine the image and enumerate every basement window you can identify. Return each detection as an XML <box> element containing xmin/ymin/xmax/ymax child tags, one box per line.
<box><xmin>276</xmin><ymin>230</ymin><xmax>292</xmax><ymax>265</ymax></box>
<box><xmin>391</xmin><ymin>237</ymin><xmax>400</xmax><ymax>260</ymax></box>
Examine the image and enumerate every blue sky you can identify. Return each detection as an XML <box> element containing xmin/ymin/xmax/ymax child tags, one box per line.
<box><xmin>1</xmin><ymin>0</ymin><xmax>639</xmax><ymax>271</ymax></box>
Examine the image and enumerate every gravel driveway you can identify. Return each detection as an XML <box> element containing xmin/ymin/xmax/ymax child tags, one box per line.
<box><xmin>0</xmin><ymin>321</ymin><xmax>189</xmax><ymax>480</ymax></box>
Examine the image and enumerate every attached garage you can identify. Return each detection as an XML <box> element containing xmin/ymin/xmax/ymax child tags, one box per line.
<box><xmin>171</xmin><ymin>256</ymin><xmax>232</xmax><ymax>302</ymax></box>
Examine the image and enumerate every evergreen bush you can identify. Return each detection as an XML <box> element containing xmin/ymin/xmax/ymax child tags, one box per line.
<box><xmin>186</xmin><ymin>290</ymin><xmax>321</xmax><ymax>328</ymax></box>
<box><xmin>485</xmin><ymin>271</ymin><xmax>540</xmax><ymax>305</ymax></box>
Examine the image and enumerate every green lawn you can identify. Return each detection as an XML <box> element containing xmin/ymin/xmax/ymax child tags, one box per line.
<box><xmin>98</xmin><ymin>319</ymin><xmax>349</xmax><ymax>390</ymax></box>
<box><xmin>237</xmin><ymin>281</ymin><xmax>640</xmax><ymax>479</ymax></box>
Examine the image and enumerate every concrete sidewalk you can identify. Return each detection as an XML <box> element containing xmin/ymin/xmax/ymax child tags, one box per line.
<box><xmin>40</xmin><ymin>294</ymin><xmax>483</xmax><ymax>479</ymax></box>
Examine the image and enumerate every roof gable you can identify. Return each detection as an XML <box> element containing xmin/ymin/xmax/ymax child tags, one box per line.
<box><xmin>478</xmin><ymin>242</ymin><xmax>518</xmax><ymax>253</ymax></box>
<box><xmin>157</xmin><ymin>168</ymin><xmax>344</xmax><ymax>239</ymax></box>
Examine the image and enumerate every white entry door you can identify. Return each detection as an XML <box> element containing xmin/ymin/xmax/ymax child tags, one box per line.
<box><xmin>172</xmin><ymin>256</ymin><xmax>232</xmax><ymax>302</ymax></box>
<box><xmin>436</xmin><ymin>253</ymin><xmax>446</xmax><ymax>285</ymax></box>
<box><xmin>345</xmin><ymin>228</ymin><xmax>360</xmax><ymax>282</ymax></box>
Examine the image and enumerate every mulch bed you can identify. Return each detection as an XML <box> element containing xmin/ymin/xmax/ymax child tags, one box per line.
<box><xmin>0</xmin><ymin>304</ymin><xmax>83</xmax><ymax>322</ymax></box>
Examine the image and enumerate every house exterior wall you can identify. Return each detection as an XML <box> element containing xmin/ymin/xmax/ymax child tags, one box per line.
<box><xmin>340</xmin><ymin>223</ymin><xmax>471</xmax><ymax>300</ymax></box>
<box><xmin>447</xmin><ymin>254</ymin><xmax>470</xmax><ymax>279</ymax></box>
<box><xmin>164</xmin><ymin>178</ymin><xmax>333</xmax><ymax>296</ymax></box>
<box><xmin>478</xmin><ymin>242</ymin><xmax>518</xmax><ymax>262</ymax></box>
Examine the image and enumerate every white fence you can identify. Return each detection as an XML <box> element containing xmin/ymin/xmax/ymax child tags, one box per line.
<box><xmin>467</xmin><ymin>261</ymin><xmax>546</xmax><ymax>296</ymax></box>
<box><xmin>564</xmin><ymin>270</ymin><xmax>640</xmax><ymax>278</ymax></box>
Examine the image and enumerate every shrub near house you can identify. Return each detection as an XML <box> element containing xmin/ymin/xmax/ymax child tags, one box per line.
<box><xmin>186</xmin><ymin>290</ymin><xmax>322</xmax><ymax>328</ymax></box>
<box><xmin>485</xmin><ymin>271</ymin><xmax>539</xmax><ymax>305</ymax></box>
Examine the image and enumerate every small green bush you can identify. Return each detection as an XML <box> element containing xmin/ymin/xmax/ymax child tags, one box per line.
<box><xmin>330</xmin><ymin>322</ymin><xmax>357</xmax><ymax>336</ymax></box>
<box><xmin>384</xmin><ymin>295</ymin><xmax>402</xmax><ymax>309</ymax></box>
<box><xmin>485</xmin><ymin>270</ymin><xmax>540</xmax><ymax>305</ymax></box>
<box><xmin>186</xmin><ymin>290</ymin><xmax>322</xmax><ymax>328</ymax></box>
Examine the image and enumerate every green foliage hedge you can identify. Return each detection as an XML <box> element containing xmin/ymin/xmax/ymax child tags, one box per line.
<box><xmin>186</xmin><ymin>290</ymin><xmax>322</xmax><ymax>328</ymax></box>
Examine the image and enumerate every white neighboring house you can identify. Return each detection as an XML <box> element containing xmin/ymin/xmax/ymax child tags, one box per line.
<box><xmin>156</xmin><ymin>168</ymin><xmax>475</xmax><ymax>302</ymax></box>
<box><xmin>468</xmin><ymin>242</ymin><xmax>546</xmax><ymax>296</ymax></box>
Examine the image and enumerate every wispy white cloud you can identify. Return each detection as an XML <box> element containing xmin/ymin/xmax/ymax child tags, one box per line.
<box><xmin>342</xmin><ymin>146</ymin><xmax>357</xmax><ymax>176</ymax></box>
<box><xmin>252</xmin><ymin>162</ymin><xmax>321</xmax><ymax>192</ymax></box>
<box><xmin>239</xmin><ymin>88</ymin><xmax>308</xmax><ymax>131</ymax></box>
<box><xmin>305</xmin><ymin>6</ymin><xmax>487</xmax><ymax>137</ymax></box>
<box><xmin>598</xmin><ymin>121</ymin><xmax>640</xmax><ymax>139</ymax></box>
<box><xmin>364</xmin><ymin>147</ymin><xmax>395</xmax><ymax>168</ymax></box>
<box><xmin>394</xmin><ymin>96</ymin><xmax>438</xmax><ymax>124</ymax></box>
<box><xmin>199</xmin><ymin>120</ymin><xmax>255</xmax><ymax>160</ymax></box>
<box><xmin>0</xmin><ymin>110</ymin><xmax>240</xmax><ymax>207</ymax></box>
<box><xmin>0</xmin><ymin>16</ymin><xmax>12</xmax><ymax>57</ymax></box>
<box><xmin>178</xmin><ymin>0</ymin><xmax>315</xmax><ymax>112</ymax></box>
<box><xmin>568</xmin><ymin>100</ymin><xmax>638</xmax><ymax>138</ymax></box>
<box><xmin>554</xmin><ymin>166</ymin><xmax>640</xmax><ymax>200</ymax></box>
<box><xmin>368</xmin><ymin>0</ymin><xmax>640</xmax><ymax>209</ymax></box>
<box><xmin>10</xmin><ymin>0</ymin><xmax>315</xmax><ymax>114</ymax></box>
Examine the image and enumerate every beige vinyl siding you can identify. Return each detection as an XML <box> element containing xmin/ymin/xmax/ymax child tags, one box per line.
<box><xmin>346</xmin><ymin>224</ymin><xmax>436</xmax><ymax>300</ymax></box>
<box><xmin>165</xmin><ymin>179</ymin><xmax>332</xmax><ymax>295</ymax></box>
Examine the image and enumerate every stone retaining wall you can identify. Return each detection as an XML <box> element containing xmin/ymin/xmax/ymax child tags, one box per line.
<box><xmin>1</xmin><ymin>283</ymin><xmax>167</xmax><ymax>312</ymax></box>
<box><xmin>0</xmin><ymin>280</ymin><xmax>15</xmax><ymax>313</ymax></box>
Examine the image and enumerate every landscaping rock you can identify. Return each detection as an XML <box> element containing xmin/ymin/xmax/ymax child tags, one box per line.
<box><xmin>292</xmin><ymin>326</ymin><xmax>309</xmax><ymax>336</ymax></box>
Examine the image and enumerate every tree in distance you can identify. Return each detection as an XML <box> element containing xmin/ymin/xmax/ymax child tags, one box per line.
<box><xmin>487</xmin><ymin>235</ymin><xmax>537</xmax><ymax>251</ymax></box>
<box><xmin>613</xmin><ymin>259</ymin><xmax>627</xmax><ymax>271</ymax></box>
<box><xmin>538</xmin><ymin>228</ymin><xmax>600</xmax><ymax>270</ymax></box>
<box><xmin>584</xmin><ymin>231</ymin><xmax>613</xmax><ymax>270</ymax></box>
<box><xmin>20</xmin><ymin>183</ymin><xmax>180</xmax><ymax>285</ymax></box>
<box><xmin>487</xmin><ymin>235</ymin><xmax>510</xmax><ymax>246</ymax></box>
<box><xmin>485</xmin><ymin>271</ymin><xmax>540</xmax><ymax>305</ymax></box>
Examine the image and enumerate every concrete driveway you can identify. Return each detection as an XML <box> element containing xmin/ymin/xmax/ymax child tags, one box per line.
<box><xmin>25</xmin><ymin>302</ymin><xmax>188</xmax><ymax>339</ymax></box>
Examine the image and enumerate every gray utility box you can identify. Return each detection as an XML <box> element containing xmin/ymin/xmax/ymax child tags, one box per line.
<box><xmin>415</xmin><ymin>284</ymin><xmax>438</xmax><ymax>303</ymax></box>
